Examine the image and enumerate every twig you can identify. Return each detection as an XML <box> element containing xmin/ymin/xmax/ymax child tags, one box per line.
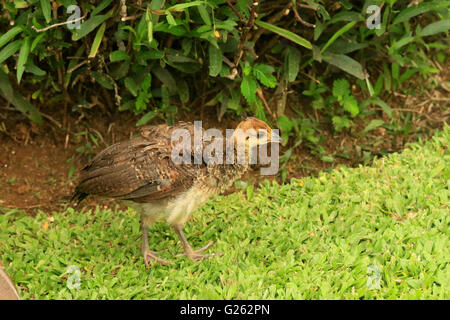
<box><xmin>256</xmin><ymin>89</ymin><xmax>276</xmax><ymax>119</ymax></box>
<box><xmin>121</xmin><ymin>14</ymin><xmax>143</xmax><ymax>21</ymax></box>
<box><xmin>299</xmin><ymin>70</ymin><xmax>320</xmax><ymax>84</ymax></box>
<box><xmin>292</xmin><ymin>3</ymin><xmax>315</xmax><ymax>27</ymax></box>
<box><xmin>40</xmin><ymin>112</ymin><xmax>62</xmax><ymax>128</ymax></box>
<box><xmin>234</xmin><ymin>1</ymin><xmax>259</xmax><ymax>67</ymax></box>
<box><xmin>31</xmin><ymin>12</ymin><xmax>88</xmax><ymax>32</ymax></box>
<box><xmin>298</xmin><ymin>3</ymin><xmax>317</xmax><ymax>10</ymax></box>
<box><xmin>67</xmin><ymin>60</ymin><xmax>89</xmax><ymax>73</ymax></box>
<box><xmin>225</xmin><ymin>0</ymin><xmax>245</xmax><ymax>23</ymax></box>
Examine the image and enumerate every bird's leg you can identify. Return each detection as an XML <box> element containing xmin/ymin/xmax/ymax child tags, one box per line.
<box><xmin>173</xmin><ymin>224</ymin><xmax>222</xmax><ymax>262</ymax></box>
<box><xmin>141</xmin><ymin>220</ymin><xmax>171</xmax><ymax>268</ymax></box>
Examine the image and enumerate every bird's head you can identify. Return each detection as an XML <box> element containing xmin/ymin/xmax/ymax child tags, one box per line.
<box><xmin>232</xmin><ymin>117</ymin><xmax>282</xmax><ymax>150</ymax></box>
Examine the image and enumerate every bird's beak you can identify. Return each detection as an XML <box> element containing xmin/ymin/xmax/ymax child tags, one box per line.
<box><xmin>270</xmin><ymin>132</ymin><xmax>283</xmax><ymax>143</ymax></box>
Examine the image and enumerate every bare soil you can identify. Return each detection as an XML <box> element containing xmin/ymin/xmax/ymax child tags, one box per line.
<box><xmin>0</xmin><ymin>71</ymin><xmax>448</xmax><ymax>214</ymax></box>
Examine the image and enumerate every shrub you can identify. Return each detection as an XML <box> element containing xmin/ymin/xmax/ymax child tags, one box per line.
<box><xmin>0</xmin><ymin>0</ymin><xmax>448</xmax><ymax>136</ymax></box>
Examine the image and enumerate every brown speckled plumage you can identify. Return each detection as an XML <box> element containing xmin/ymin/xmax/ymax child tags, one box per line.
<box><xmin>72</xmin><ymin>118</ymin><xmax>279</xmax><ymax>267</ymax></box>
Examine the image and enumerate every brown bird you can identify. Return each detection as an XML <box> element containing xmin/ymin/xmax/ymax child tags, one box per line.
<box><xmin>71</xmin><ymin>117</ymin><xmax>281</xmax><ymax>268</ymax></box>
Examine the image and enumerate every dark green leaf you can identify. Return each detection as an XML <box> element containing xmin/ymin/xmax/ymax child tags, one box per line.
<box><xmin>136</xmin><ymin>111</ymin><xmax>157</xmax><ymax>126</ymax></box>
<box><xmin>0</xmin><ymin>26</ymin><xmax>23</xmax><ymax>48</ymax></box>
<box><xmin>0</xmin><ymin>70</ymin><xmax>42</xmax><ymax>123</ymax></box>
<box><xmin>17</xmin><ymin>37</ymin><xmax>30</xmax><ymax>83</ymax></box>
<box><xmin>393</xmin><ymin>1</ymin><xmax>450</xmax><ymax>24</ymax></box>
<box><xmin>40</xmin><ymin>0</ymin><xmax>51</xmax><ymax>23</ymax></box>
<box><xmin>253</xmin><ymin>64</ymin><xmax>277</xmax><ymax>88</ymax></box>
<box><xmin>323</xmin><ymin>53</ymin><xmax>365</xmax><ymax>80</ymax></box>
<box><xmin>363</xmin><ymin>119</ymin><xmax>384</xmax><ymax>133</ymax></box>
<box><xmin>277</xmin><ymin>115</ymin><xmax>293</xmax><ymax>133</ymax></box>
<box><xmin>88</xmin><ymin>22</ymin><xmax>106</xmax><ymax>58</ymax></box>
<box><xmin>110</xmin><ymin>50</ymin><xmax>130</xmax><ymax>62</ymax></box>
<box><xmin>197</xmin><ymin>5</ymin><xmax>211</xmax><ymax>26</ymax></box>
<box><xmin>0</xmin><ymin>40</ymin><xmax>22</xmax><ymax>64</ymax></box>
<box><xmin>91</xmin><ymin>71</ymin><xmax>114</xmax><ymax>89</ymax></box>
<box><xmin>321</xmin><ymin>21</ymin><xmax>357</xmax><ymax>53</ymax></box>
<box><xmin>255</xmin><ymin>20</ymin><xmax>312</xmax><ymax>49</ymax></box>
<box><xmin>417</xmin><ymin>20</ymin><xmax>450</xmax><ymax>37</ymax></box>
<box><xmin>124</xmin><ymin>77</ymin><xmax>138</xmax><ymax>97</ymax></box>
<box><xmin>241</xmin><ymin>76</ymin><xmax>257</xmax><ymax>105</ymax></box>
<box><xmin>152</xmin><ymin>66</ymin><xmax>176</xmax><ymax>93</ymax></box>
<box><xmin>209</xmin><ymin>44</ymin><xmax>222</xmax><ymax>77</ymax></box>
<box><xmin>72</xmin><ymin>11</ymin><xmax>113</xmax><ymax>41</ymax></box>
<box><xmin>286</xmin><ymin>46</ymin><xmax>301</xmax><ymax>82</ymax></box>
<box><xmin>90</xmin><ymin>0</ymin><xmax>113</xmax><ymax>17</ymax></box>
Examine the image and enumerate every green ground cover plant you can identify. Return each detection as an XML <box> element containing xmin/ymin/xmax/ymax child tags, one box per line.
<box><xmin>1</xmin><ymin>125</ymin><xmax>448</xmax><ymax>299</ymax></box>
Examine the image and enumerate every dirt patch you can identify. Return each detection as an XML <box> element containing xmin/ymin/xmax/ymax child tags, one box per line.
<box><xmin>0</xmin><ymin>70</ymin><xmax>448</xmax><ymax>214</ymax></box>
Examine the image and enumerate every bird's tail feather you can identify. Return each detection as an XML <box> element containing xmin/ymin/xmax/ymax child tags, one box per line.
<box><xmin>70</xmin><ymin>189</ymin><xmax>88</xmax><ymax>208</ymax></box>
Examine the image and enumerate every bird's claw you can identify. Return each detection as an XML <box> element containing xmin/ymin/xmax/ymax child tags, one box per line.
<box><xmin>176</xmin><ymin>241</ymin><xmax>223</xmax><ymax>261</ymax></box>
<box><xmin>143</xmin><ymin>250</ymin><xmax>172</xmax><ymax>269</ymax></box>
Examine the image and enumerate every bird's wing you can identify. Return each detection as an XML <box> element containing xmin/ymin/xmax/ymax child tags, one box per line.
<box><xmin>73</xmin><ymin>123</ymin><xmax>203</xmax><ymax>202</ymax></box>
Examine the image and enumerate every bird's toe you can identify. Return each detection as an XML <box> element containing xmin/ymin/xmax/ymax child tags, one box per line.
<box><xmin>143</xmin><ymin>250</ymin><xmax>172</xmax><ymax>269</ymax></box>
<box><xmin>176</xmin><ymin>242</ymin><xmax>223</xmax><ymax>262</ymax></box>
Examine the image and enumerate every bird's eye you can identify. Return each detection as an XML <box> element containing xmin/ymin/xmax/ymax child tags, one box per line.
<box><xmin>257</xmin><ymin>131</ymin><xmax>266</xmax><ymax>139</ymax></box>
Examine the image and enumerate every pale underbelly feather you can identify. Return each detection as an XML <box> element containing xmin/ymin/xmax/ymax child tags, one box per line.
<box><xmin>124</xmin><ymin>186</ymin><xmax>215</xmax><ymax>226</ymax></box>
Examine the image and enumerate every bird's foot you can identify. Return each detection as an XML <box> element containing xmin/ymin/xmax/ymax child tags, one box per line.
<box><xmin>176</xmin><ymin>241</ymin><xmax>223</xmax><ymax>262</ymax></box>
<box><xmin>143</xmin><ymin>249</ymin><xmax>171</xmax><ymax>269</ymax></box>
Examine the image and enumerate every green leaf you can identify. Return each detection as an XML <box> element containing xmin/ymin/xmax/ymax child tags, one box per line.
<box><xmin>17</xmin><ymin>37</ymin><xmax>30</xmax><ymax>83</ymax></box>
<box><xmin>176</xmin><ymin>78</ymin><xmax>190</xmax><ymax>104</ymax></box>
<box><xmin>88</xmin><ymin>22</ymin><xmax>106</xmax><ymax>58</ymax></box>
<box><xmin>166</xmin><ymin>12</ymin><xmax>177</xmax><ymax>26</ymax></box>
<box><xmin>393</xmin><ymin>1</ymin><xmax>450</xmax><ymax>25</ymax></box>
<box><xmin>286</xmin><ymin>46</ymin><xmax>301</xmax><ymax>82</ymax></box>
<box><xmin>277</xmin><ymin>115</ymin><xmax>293</xmax><ymax>133</ymax></box>
<box><xmin>371</xmin><ymin>97</ymin><xmax>393</xmax><ymax>119</ymax></box>
<box><xmin>417</xmin><ymin>20</ymin><xmax>450</xmax><ymax>37</ymax></box>
<box><xmin>30</xmin><ymin>33</ymin><xmax>45</xmax><ymax>52</ymax></box>
<box><xmin>72</xmin><ymin>11</ymin><xmax>113</xmax><ymax>41</ymax></box>
<box><xmin>25</xmin><ymin>62</ymin><xmax>46</xmax><ymax>76</ymax></box>
<box><xmin>332</xmin><ymin>115</ymin><xmax>351</xmax><ymax>132</ymax></box>
<box><xmin>152</xmin><ymin>66</ymin><xmax>176</xmax><ymax>93</ymax></box>
<box><xmin>392</xmin><ymin>62</ymin><xmax>399</xmax><ymax>81</ymax></box>
<box><xmin>146</xmin><ymin>7</ymin><xmax>153</xmax><ymax>43</ymax></box>
<box><xmin>0</xmin><ymin>26</ymin><xmax>23</xmax><ymax>48</ymax></box>
<box><xmin>253</xmin><ymin>64</ymin><xmax>277</xmax><ymax>88</ymax></box>
<box><xmin>332</xmin><ymin>79</ymin><xmax>350</xmax><ymax>99</ymax></box>
<box><xmin>241</xmin><ymin>76</ymin><xmax>257</xmax><ymax>105</ymax></box>
<box><xmin>329</xmin><ymin>11</ymin><xmax>364</xmax><ymax>23</ymax></box>
<box><xmin>40</xmin><ymin>0</ymin><xmax>51</xmax><ymax>23</ymax></box>
<box><xmin>314</xmin><ymin>20</ymin><xmax>326</xmax><ymax>41</ymax></box>
<box><xmin>110</xmin><ymin>50</ymin><xmax>130</xmax><ymax>62</ymax></box>
<box><xmin>136</xmin><ymin>111</ymin><xmax>157</xmax><ymax>126</ymax></box>
<box><xmin>124</xmin><ymin>77</ymin><xmax>138</xmax><ymax>97</ymax></box>
<box><xmin>90</xmin><ymin>0</ymin><xmax>113</xmax><ymax>17</ymax></box>
<box><xmin>91</xmin><ymin>71</ymin><xmax>114</xmax><ymax>89</ymax></box>
<box><xmin>342</xmin><ymin>95</ymin><xmax>359</xmax><ymax>116</ymax></box>
<box><xmin>0</xmin><ymin>40</ymin><xmax>22</xmax><ymax>64</ymax></box>
<box><xmin>197</xmin><ymin>5</ymin><xmax>211</xmax><ymax>26</ymax></box>
<box><xmin>363</xmin><ymin>119</ymin><xmax>384</xmax><ymax>133</ymax></box>
<box><xmin>0</xmin><ymin>68</ymin><xmax>13</xmax><ymax>101</ymax></box>
<box><xmin>0</xmin><ymin>70</ymin><xmax>42</xmax><ymax>124</ymax></box>
<box><xmin>165</xmin><ymin>1</ymin><xmax>206</xmax><ymax>12</ymax></box>
<box><xmin>255</xmin><ymin>20</ymin><xmax>312</xmax><ymax>49</ymax></box>
<box><xmin>208</xmin><ymin>44</ymin><xmax>222</xmax><ymax>77</ymax></box>
<box><xmin>321</xmin><ymin>21</ymin><xmax>357</xmax><ymax>53</ymax></box>
<box><xmin>323</xmin><ymin>53</ymin><xmax>365</xmax><ymax>80</ymax></box>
